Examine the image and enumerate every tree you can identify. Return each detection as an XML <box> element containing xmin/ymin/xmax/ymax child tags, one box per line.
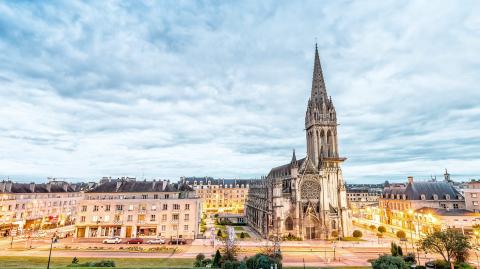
<box><xmin>212</xmin><ymin>250</ymin><xmax>222</xmax><ymax>268</ymax></box>
<box><xmin>331</xmin><ymin>231</ymin><xmax>339</xmax><ymax>238</ymax></box>
<box><xmin>418</xmin><ymin>228</ymin><xmax>471</xmax><ymax>265</ymax></box>
<box><xmin>371</xmin><ymin>255</ymin><xmax>408</xmax><ymax>269</ymax></box>
<box><xmin>396</xmin><ymin>230</ymin><xmax>406</xmax><ymax>240</ymax></box>
<box><xmin>246</xmin><ymin>254</ymin><xmax>282</xmax><ymax>269</ymax></box>
<box><xmin>378</xmin><ymin>226</ymin><xmax>386</xmax><ymax>234</ymax></box>
<box><xmin>240</xmin><ymin>232</ymin><xmax>245</xmax><ymax>239</ymax></box>
<box><xmin>194</xmin><ymin>253</ymin><xmax>206</xmax><ymax>267</ymax></box>
<box><xmin>353</xmin><ymin>230</ymin><xmax>363</xmax><ymax>238</ymax></box>
<box><xmin>390</xmin><ymin>242</ymin><xmax>403</xmax><ymax>256</ymax></box>
<box><xmin>221</xmin><ymin>233</ymin><xmax>239</xmax><ymax>263</ymax></box>
<box><xmin>369</xmin><ymin>225</ymin><xmax>377</xmax><ymax>231</ymax></box>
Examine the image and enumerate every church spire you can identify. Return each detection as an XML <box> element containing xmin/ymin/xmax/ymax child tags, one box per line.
<box><xmin>311</xmin><ymin>44</ymin><xmax>328</xmax><ymax>102</ymax></box>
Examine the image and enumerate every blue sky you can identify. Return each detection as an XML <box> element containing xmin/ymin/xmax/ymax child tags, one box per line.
<box><xmin>0</xmin><ymin>1</ymin><xmax>479</xmax><ymax>183</ymax></box>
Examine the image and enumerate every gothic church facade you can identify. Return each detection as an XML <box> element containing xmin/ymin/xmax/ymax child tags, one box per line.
<box><xmin>246</xmin><ymin>45</ymin><xmax>350</xmax><ymax>239</ymax></box>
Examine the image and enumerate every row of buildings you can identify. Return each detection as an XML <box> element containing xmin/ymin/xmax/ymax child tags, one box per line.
<box><xmin>0</xmin><ymin>176</ymin><xmax>254</xmax><ymax>240</ymax></box>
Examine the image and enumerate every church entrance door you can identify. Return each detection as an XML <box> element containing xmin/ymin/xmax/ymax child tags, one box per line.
<box><xmin>304</xmin><ymin>213</ymin><xmax>320</xmax><ymax>239</ymax></box>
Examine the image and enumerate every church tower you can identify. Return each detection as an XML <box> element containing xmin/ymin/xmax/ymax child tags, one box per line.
<box><xmin>305</xmin><ymin>44</ymin><xmax>338</xmax><ymax>167</ymax></box>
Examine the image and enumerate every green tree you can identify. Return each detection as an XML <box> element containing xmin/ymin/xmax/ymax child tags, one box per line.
<box><xmin>240</xmin><ymin>232</ymin><xmax>245</xmax><ymax>239</ymax></box>
<box><xmin>71</xmin><ymin>257</ymin><xmax>79</xmax><ymax>264</ymax></box>
<box><xmin>213</xmin><ymin>250</ymin><xmax>222</xmax><ymax>268</ymax></box>
<box><xmin>396</xmin><ymin>230</ymin><xmax>406</xmax><ymax>240</ymax></box>
<box><xmin>371</xmin><ymin>255</ymin><xmax>408</xmax><ymax>269</ymax></box>
<box><xmin>378</xmin><ymin>226</ymin><xmax>386</xmax><ymax>234</ymax></box>
<box><xmin>194</xmin><ymin>253</ymin><xmax>206</xmax><ymax>267</ymax></box>
<box><xmin>418</xmin><ymin>229</ymin><xmax>471</xmax><ymax>264</ymax></box>
<box><xmin>369</xmin><ymin>225</ymin><xmax>377</xmax><ymax>231</ymax></box>
<box><xmin>217</xmin><ymin>229</ymin><xmax>223</xmax><ymax>237</ymax></box>
<box><xmin>390</xmin><ymin>242</ymin><xmax>403</xmax><ymax>256</ymax></box>
<box><xmin>353</xmin><ymin>230</ymin><xmax>363</xmax><ymax>238</ymax></box>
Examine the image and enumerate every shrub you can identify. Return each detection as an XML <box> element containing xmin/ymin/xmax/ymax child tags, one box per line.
<box><xmin>403</xmin><ymin>252</ymin><xmax>415</xmax><ymax>263</ymax></box>
<box><xmin>195</xmin><ymin>253</ymin><xmax>206</xmax><ymax>267</ymax></box>
<box><xmin>217</xmin><ymin>230</ymin><xmax>223</xmax><ymax>237</ymax></box>
<box><xmin>72</xmin><ymin>257</ymin><xmax>79</xmax><ymax>264</ymax></box>
<box><xmin>245</xmin><ymin>254</ymin><xmax>282</xmax><ymax>269</ymax></box>
<box><xmin>213</xmin><ymin>249</ymin><xmax>222</xmax><ymax>268</ymax></box>
<box><xmin>371</xmin><ymin>255</ymin><xmax>408</xmax><ymax>269</ymax></box>
<box><xmin>390</xmin><ymin>242</ymin><xmax>403</xmax><ymax>256</ymax></box>
<box><xmin>378</xmin><ymin>226</ymin><xmax>387</xmax><ymax>233</ymax></box>
<box><xmin>240</xmin><ymin>232</ymin><xmax>245</xmax><ymax>239</ymax></box>
<box><xmin>369</xmin><ymin>225</ymin><xmax>377</xmax><ymax>230</ymax></box>
<box><xmin>331</xmin><ymin>231</ymin><xmax>339</xmax><ymax>238</ymax></box>
<box><xmin>353</xmin><ymin>230</ymin><xmax>363</xmax><ymax>238</ymax></box>
<box><xmin>396</xmin><ymin>230</ymin><xmax>406</xmax><ymax>239</ymax></box>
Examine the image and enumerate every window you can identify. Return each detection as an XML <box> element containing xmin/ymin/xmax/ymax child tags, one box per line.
<box><xmin>173</xmin><ymin>214</ymin><xmax>179</xmax><ymax>221</ymax></box>
<box><xmin>80</xmin><ymin>216</ymin><xmax>86</xmax><ymax>222</ymax></box>
<box><xmin>162</xmin><ymin>214</ymin><xmax>167</xmax><ymax>221</ymax></box>
<box><xmin>184</xmin><ymin>225</ymin><xmax>189</xmax><ymax>231</ymax></box>
<box><xmin>473</xmin><ymin>201</ymin><xmax>478</xmax><ymax>206</ymax></box>
<box><xmin>127</xmin><ymin>215</ymin><xmax>133</xmax><ymax>221</ymax></box>
<box><xmin>161</xmin><ymin>225</ymin><xmax>166</xmax><ymax>231</ymax></box>
<box><xmin>154</xmin><ymin>194</ymin><xmax>158</xmax><ymax>199</ymax></box>
<box><xmin>128</xmin><ymin>205</ymin><xmax>134</xmax><ymax>211</ymax></box>
<box><xmin>162</xmin><ymin>204</ymin><xmax>168</xmax><ymax>210</ymax></box>
<box><xmin>184</xmin><ymin>214</ymin><xmax>189</xmax><ymax>221</ymax></box>
<box><xmin>173</xmin><ymin>204</ymin><xmax>180</xmax><ymax>210</ymax></box>
<box><xmin>105</xmin><ymin>205</ymin><xmax>110</xmax><ymax>211</ymax></box>
<box><xmin>172</xmin><ymin>224</ymin><xmax>178</xmax><ymax>231</ymax></box>
<box><xmin>185</xmin><ymin>204</ymin><xmax>190</xmax><ymax>210</ymax></box>
<box><xmin>104</xmin><ymin>215</ymin><xmax>110</xmax><ymax>222</ymax></box>
<box><xmin>92</xmin><ymin>215</ymin><xmax>98</xmax><ymax>222</ymax></box>
<box><xmin>93</xmin><ymin>205</ymin><xmax>99</xmax><ymax>212</ymax></box>
<box><xmin>472</xmin><ymin>193</ymin><xmax>478</xmax><ymax>198</ymax></box>
<box><xmin>138</xmin><ymin>215</ymin><xmax>145</xmax><ymax>221</ymax></box>
<box><xmin>453</xmin><ymin>204</ymin><xmax>459</xmax><ymax>209</ymax></box>
<box><xmin>433</xmin><ymin>194</ymin><xmax>438</xmax><ymax>200</ymax></box>
<box><xmin>164</xmin><ymin>194</ymin><xmax>169</xmax><ymax>199</ymax></box>
<box><xmin>114</xmin><ymin>214</ymin><xmax>120</xmax><ymax>221</ymax></box>
<box><xmin>81</xmin><ymin>205</ymin><xmax>87</xmax><ymax>212</ymax></box>
<box><xmin>116</xmin><ymin>205</ymin><xmax>123</xmax><ymax>211</ymax></box>
<box><xmin>142</xmin><ymin>194</ymin><xmax>148</xmax><ymax>199</ymax></box>
<box><xmin>140</xmin><ymin>204</ymin><xmax>147</xmax><ymax>211</ymax></box>
<box><xmin>151</xmin><ymin>205</ymin><xmax>157</xmax><ymax>211</ymax></box>
<box><xmin>150</xmin><ymin>215</ymin><xmax>156</xmax><ymax>221</ymax></box>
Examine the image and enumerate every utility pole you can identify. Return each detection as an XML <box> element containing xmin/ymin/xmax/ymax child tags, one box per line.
<box><xmin>47</xmin><ymin>233</ymin><xmax>57</xmax><ymax>269</ymax></box>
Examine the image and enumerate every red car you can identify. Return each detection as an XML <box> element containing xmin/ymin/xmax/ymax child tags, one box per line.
<box><xmin>126</xmin><ymin>238</ymin><xmax>144</xmax><ymax>244</ymax></box>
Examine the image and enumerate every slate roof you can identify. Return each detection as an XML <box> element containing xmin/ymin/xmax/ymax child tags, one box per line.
<box><xmin>268</xmin><ymin>157</ymin><xmax>306</xmax><ymax>178</ymax></box>
<box><xmin>0</xmin><ymin>180</ymin><xmax>83</xmax><ymax>193</ymax></box>
<box><xmin>86</xmin><ymin>179</ymin><xmax>194</xmax><ymax>193</ymax></box>
<box><xmin>383</xmin><ymin>180</ymin><xmax>463</xmax><ymax>200</ymax></box>
<box><xmin>182</xmin><ymin>177</ymin><xmax>255</xmax><ymax>186</ymax></box>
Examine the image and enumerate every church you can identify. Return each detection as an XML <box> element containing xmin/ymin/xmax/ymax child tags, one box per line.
<box><xmin>245</xmin><ymin>45</ymin><xmax>351</xmax><ymax>239</ymax></box>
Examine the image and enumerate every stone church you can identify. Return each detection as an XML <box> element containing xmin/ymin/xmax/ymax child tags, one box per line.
<box><xmin>246</xmin><ymin>45</ymin><xmax>351</xmax><ymax>239</ymax></box>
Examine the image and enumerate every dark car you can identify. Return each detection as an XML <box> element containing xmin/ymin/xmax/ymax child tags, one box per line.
<box><xmin>169</xmin><ymin>238</ymin><xmax>187</xmax><ymax>245</ymax></box>
<box><xmin>126</xmin><ymin>238</ymin><xmax>144</xmax><ymax>244</ymax></box>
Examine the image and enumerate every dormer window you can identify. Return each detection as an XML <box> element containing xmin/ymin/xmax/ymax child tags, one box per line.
<box><xmin>402</xmin><ymin>194</ymin><xmax>406</xmax><ymax>200</ymax></box>
<box><xmin>446</xmin><ymin>194</ymin><xmax>451</xmax><ymax>200</ymax></box>
<box><xmin>420</xmin><ymin>194</ymin><xmax>426</xmax><ymax>200</ymax></box>
<box><xmin>433</xmin><ymin>194</ymin><xmax>438</xmax><ymax>200</ymax></box>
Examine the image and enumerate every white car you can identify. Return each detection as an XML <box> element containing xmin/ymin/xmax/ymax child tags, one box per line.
<box><xmin>103</xmin><ymin>237</ymin><xmax>121</xmax><ymax>244</ymax></box>
<box><xmin>146</xmin><ymin>238</ymin><xmax>165</xmax><ymax>244</ymax></box>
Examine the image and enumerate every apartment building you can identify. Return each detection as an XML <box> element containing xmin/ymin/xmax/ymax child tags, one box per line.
<box><xmin>0</xmin><ymin>180</ymin><xmax>84</xmax><ymax>236</ymax></box>
<box><xmin>181</xmin><ymin>177</ymin><xmax>253</xmax><ymax>214</ymax></box>
<box><xmin>75</xmin><ymin>178</ymin><xmax>201</xmax><ymax>240</ymax></box>
<box><xmin>463</xmin><ymin>180</ymin><xmax>480</xmax><ymax>212</ymax></box>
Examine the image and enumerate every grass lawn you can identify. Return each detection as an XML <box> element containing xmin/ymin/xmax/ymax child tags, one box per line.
<box><xmin>0</xmin><ymin>256</ymin><xmax>194</xmax><ymax>269</ymax></box>
<box><xmin>233</xmin><ymin>226</ymin><xmax>244</xmax><ymax>231</ymax></box>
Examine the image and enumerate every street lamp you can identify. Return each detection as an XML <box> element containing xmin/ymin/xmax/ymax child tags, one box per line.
<box><xmin>47</xmin><ymin>232</ymin><xmax>57</xmax><ymax>269</ymax></box>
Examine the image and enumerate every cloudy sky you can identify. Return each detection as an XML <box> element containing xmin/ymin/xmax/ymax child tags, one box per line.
<box><xmin>0</xmin><ymin>1</ymin><xmax>479</xmax><ymax>183</ymax></box>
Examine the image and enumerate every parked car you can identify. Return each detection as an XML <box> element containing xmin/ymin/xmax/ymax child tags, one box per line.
<box><xmin>146</xmin><ymin>238</ymin><xmax>165</xmax><ymax>244</ymax></box>
<box><xmin>126</xmin><ymin>238</ymin><xmax>144</xmax><ymax>244</ymax></box>
<box><xmin>103</xmin><ymin>237</ymin><xmax>121</xmax><ymax>244</ymax></box>
<box><xmin>169</xmin><ymin>238</ymin><xmax>187</xmax><ymax>245</ymax></box>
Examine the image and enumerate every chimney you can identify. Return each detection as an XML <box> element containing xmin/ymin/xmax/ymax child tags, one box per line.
<box><xmin>116</xmin><ymin>180</ymin><xmax>122</xmax><ymax>191</ymax></box>
<box><xmin>407</xmin><ymin>176</ymin><xmax>414</xmax><ymax>184</ymax></box>
<box><xmin>152</xmin><ymin>180</ymin><xmax>156</xmax><ymax>190</ymax></box>
<box><xmin>62</xmin><ymin>182</ymin><xmax>69</xmax><ymax>192</ymax></box>
<box><xmin>46</xmin><ymin>182</ymin><xmax>52</xmax><ymax>192</ymax></box>
<box><xmin>29</xmin><ymin>182</ymin><xmax>35</xmax><ymax>192</ymax></box>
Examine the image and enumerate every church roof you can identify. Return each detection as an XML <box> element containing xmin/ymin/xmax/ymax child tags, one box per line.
<box><xmin>268</xmin><ymin>157</ymin><xmax>306</xmax><ymax>178</ymax></box>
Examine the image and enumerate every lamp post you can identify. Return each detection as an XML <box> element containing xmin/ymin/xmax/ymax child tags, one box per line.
<box><xmin>46</xmin><ymin>232</ymin><xmax>57</xmax><ymax>269</ymax></box>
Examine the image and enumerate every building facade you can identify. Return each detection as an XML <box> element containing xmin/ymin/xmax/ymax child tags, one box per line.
<box><xmin>180</xmin><ymin>177</ymin><xmax>253</xmax><ymax>214</ymax></box>
<box><xmin>0</xmin><ymin>180</ymin><xmax>84</xmax><ymax>236</ymax></box>
<box><xmin>75</xmin><ymin>178</ymin><xmax>201</xmax><ymax>240</ymax></box>
<box><xmin>246</xmin><ymin>45</ymin><xmax>350</xmax><ymax>240</ymax></box>
<box><xmin>347</xmin><ymin>186</ymin><xmax>383</xmax><ymax>209</ymax></box>
<box><xmin>379</xmin><ymin>176</ymin><xmax>465</xmax><ymax>235</ymax></box>
<box><xmin>463</xmin><ymin>180</ymin><xmax>480</xmax><ymax>212</ymax></box>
